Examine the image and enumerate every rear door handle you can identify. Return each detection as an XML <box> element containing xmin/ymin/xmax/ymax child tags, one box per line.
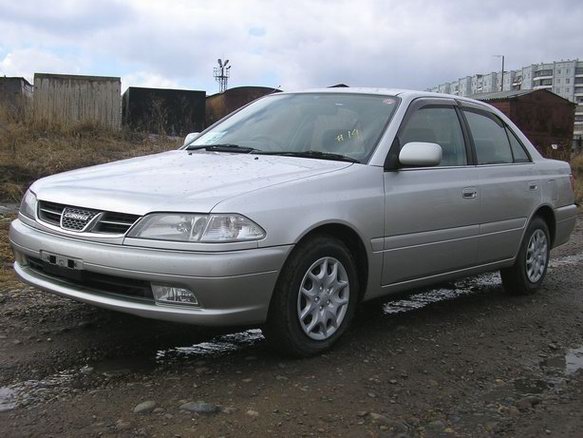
<box><xmin>462</xmin><ymin>187</ymin><xmax>478</xmax><ymax>199</ymax></box>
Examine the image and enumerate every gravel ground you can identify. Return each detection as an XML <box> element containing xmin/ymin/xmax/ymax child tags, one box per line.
<box><xmin>0</xmin><ymin>211</ymin><xmax>582</xmax><ymax>437</ymax></box>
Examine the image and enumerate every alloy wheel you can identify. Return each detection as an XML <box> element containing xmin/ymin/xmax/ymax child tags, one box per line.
<box><xmin>297</xmin><ymin>257</ymin><xmax>350</xmax><ymax>341</ymax></box>
<box><xmin>526</xmin><ymin>229</ymin><xmax>548</xmax><ymax>283</ymax></box>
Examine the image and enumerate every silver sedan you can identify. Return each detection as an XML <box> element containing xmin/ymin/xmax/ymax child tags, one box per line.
<box><xmin>9</xmin><ymin>89</ymin><xmax>577</xmax><ymax>356</ymax></box>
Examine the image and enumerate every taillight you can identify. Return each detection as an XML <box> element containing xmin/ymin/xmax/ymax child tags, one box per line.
<box><xmin>570</xmin><ymin>174</ymin><xmax>576</xmax><ymax>193</ymax></box>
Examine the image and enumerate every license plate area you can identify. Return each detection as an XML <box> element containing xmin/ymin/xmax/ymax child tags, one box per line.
<box><xmin>39</xmin><ymin>251</ymin><xmax>84</xmax><ymax>280</ymax></box>
<box><xmin>40</xmin><ymin>251</ymin><xmax>84</xmax><ymax>270</ymax></box>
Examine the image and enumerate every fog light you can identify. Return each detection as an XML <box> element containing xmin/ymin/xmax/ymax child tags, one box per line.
<box><xmin>151</xmin><ymin>284</ymin><xmax>198</xmax><ymax>306</ymax></box>
<box><xmin>13</xmin><ymin>250</ymin><xmax>26</xmax><ymax>265</ymax></box>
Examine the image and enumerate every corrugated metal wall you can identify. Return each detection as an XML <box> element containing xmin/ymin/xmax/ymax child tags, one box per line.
<box><xmin>33</xmin><ymin>73</ymin><xmax>121</xmax><ymax>129</ymax></box>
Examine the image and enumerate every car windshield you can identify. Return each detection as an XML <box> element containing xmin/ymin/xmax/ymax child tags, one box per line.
<box><xmin>186</xmin><ymin>93</ymin><xmax>400</xmax><ymax>163</ymax></box>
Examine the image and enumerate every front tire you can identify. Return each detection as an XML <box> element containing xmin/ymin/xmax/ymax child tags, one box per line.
<box><xmin>501</xmin><ymin>216</ymin><xmax>550</xmax><ymax>295</ymax></box>
<box><xmin>263</xmin><ymin>235</ymin><xmax>359</xmax><ymax>357</ymax></box>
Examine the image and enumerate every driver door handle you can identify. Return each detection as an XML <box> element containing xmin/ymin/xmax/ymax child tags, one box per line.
<box><xmin>462</xmin><ymin>187</ymin><xmax>478</xmax><ymax>199</ymax></box>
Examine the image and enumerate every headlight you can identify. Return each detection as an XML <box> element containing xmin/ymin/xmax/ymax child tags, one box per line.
<box><xmin>19</xmin><ymin>190</ymin><xmax>37</xmax><ymax>219</ymax></box>
<box><xmin>128</xmin><ymin>213</ymin><xmax>266</xmax><ymax>242</ymax></box>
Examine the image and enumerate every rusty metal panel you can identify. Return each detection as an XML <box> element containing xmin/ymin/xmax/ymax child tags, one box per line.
<box><xmin>205</xmin><ymin>86</ymin><xmax>280</xmax><ymax>127</ymax></box>
<box><xmin>33</xmin><ymin>73</ymin><xmax>121</xmax><ymax>129</ymax></box>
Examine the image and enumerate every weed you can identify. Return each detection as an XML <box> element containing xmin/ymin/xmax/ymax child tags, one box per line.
<box><xmin>0</xmin><ymin>108</ymin><xmax>179</xmax><ymax>202</ymax></box>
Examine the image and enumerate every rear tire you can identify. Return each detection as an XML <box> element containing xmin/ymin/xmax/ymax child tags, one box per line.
<box><xmin>263</xmin><ymin>235</ymin><xmax>359</xmax><ymax>357</ymax></box>
<box><xmin>501</xmin><ymin>216</ymin><xmax>550</xmax><ymax>295</ymax></box>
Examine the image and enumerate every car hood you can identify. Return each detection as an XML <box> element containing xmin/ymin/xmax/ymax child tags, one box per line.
<box><xmin>31</xmin><ymin>150</ymin><xmax>353</xmax><ymax>215</ymax></box>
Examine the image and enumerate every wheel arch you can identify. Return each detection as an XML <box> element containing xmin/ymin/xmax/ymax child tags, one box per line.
<box><xmin>530</xmin><ymin>204</ymin><xmax>556</xmax><ymax>246</ymax></box>
<box><xmin>284</xmin><ymin>221</ymin><xmax>370</xmax><ymax>303</ymax></box>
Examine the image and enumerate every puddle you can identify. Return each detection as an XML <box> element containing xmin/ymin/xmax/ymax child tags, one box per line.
<box><xmin>541</xmin><ymin>355</ymin><xmax>565</xmax><ymax>370</ymax></box>
<box><xmin>382</xmin><ymin>251</ymin><xmax>583</xmax><ymax>316</ymax></box>
<box><xmin>156</xmin><ymin>329</ymin><xmax>264</xmax><ymax>362</ymax></box>
<box><xmin>0</xmin><ymin>369</ymin><xmax>76</xmax><ymax>411</ymax></box>
<box><xmin>548</xmin><ymin>253</ymin><xmax>583</xmax><ymax>268</ymax></box>
<box><xmin>1</xmin><ymin>329</ymin><xmax>265</xmax><ymax>411</ymax></box>
<box><xmin>542</xmin><ymin>347</ymin><xmax>583</xmax><ymax>376</ymax></box>
<box><xmin>2</xmin><ymin>251</ymin><xmax>579</xmax><ymax>412</ymax></box>
<box><xmin>565</xmin><ymin>347</ymin><xmax>583</xmax><ymax>375</ymax></box>
<box><xmin>90</xmin><ymin>357</ymin><xmax>156</xmax><ymax>377</ymax></box>
<box><xmin>513</xmin><ymin>377</ymin><xmax>551</xmax><ymax>395</ymax></box>
<box><xmin>0</xmin><ymin>387</ymin><xmax>17</xmax><ymax>412</ymax></box>
<box><xmin>383</xmin><ymin>273</ymin><xmax>500</xmax><ymax>314</ymax></box>
<box><xmin>81</xmin><ymin>329</ymin><xmax>265</xmax><ymax>377</ymax></box>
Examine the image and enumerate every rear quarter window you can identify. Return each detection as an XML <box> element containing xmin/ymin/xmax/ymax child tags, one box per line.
<box><xmin>506</xmin><ymin>127</ymin><xmax>531</xmax><ymax>162</ymax></box>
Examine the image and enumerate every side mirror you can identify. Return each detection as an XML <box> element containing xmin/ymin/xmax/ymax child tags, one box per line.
<box><xmin>398</xmin><ymin>142</ymin><xmax>442</xmax><ymax>167</ymax></box>
<box><xmin>183</xmin><ymin>132</ymin><xmax>200</xmax><ymax>146</ymax></box>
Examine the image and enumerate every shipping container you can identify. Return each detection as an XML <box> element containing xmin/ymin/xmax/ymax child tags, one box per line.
<box><xmin>122</xmin><ymin>87</ymin><xmax>206</xmax><ymax>135</ymax></box>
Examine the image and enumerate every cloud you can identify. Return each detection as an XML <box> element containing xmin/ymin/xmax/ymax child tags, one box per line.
<box><xmin>0</xmin><ymin>0</ymin><xmax>581</xmax><ymax>92</ymax></box>
<box><xmin>0</xmin><ymin>48</ymin><xmax>82</xmax><ymax>82</ymax></box>
<box><xmin>0</xmin><ymin>0</ymin><xmax>132</xmax><ymax>36</ymax></box>
<box><xmin>121</xmin><ymin>72</ymin><xmax>181</xmax><ymax>92</ymax></box>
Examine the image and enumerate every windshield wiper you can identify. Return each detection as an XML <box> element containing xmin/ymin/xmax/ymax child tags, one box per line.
<box><xmin>186</xmin><ymin>144</ymin><xmax>262</xmax><ymax>153</ymax></box>
<box><xmin>257</xmin><ymin>150</ymin><xmax>360</xmax><ymax>163</ymax></box>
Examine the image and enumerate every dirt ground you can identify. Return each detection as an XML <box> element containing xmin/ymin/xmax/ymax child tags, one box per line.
<box><xmin>1</xmin><ymin>209</ymin><xmax>582</xmax><ymax>437</ymax></box>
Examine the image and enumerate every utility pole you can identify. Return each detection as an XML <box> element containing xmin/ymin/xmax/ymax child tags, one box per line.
<box><xmin>213</xmin><ymin>59</ymin><xmax>231</xmax><ymax>93</ymax></box>
<box><xmin>494</xmin><ymin>55</ymin><xmax>505</xmax><ymax>91</ymax></box>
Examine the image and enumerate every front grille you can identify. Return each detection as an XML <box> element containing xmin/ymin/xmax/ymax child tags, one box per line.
<box><xmin>37</xmin><ymin>201</ymin><xmax>140</xmax><ymax>235</ymax></box>
<box><xmin>61</xmin><ymin>207</ymin><xmax>99</xmax><ymax>231</ymax></box>
<box><xmin>93</xmin><ymin>211</ymin><xmax>141</xmax><ymax>234</ymax></box>
<box><xmin>27</xmin><ymin>256</ymin><xmax>153</xmax><ymax>300</ymax></box>
<box><xmin>38</xmin><ymin>201</ymin><xmax>65</xmax><ymax>226</ymax></box>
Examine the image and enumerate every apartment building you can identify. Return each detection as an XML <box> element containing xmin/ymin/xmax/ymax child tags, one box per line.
<box><xmin>428</xmin><ymin>59</ymin><xmax>583</xmax><ymax>147</ymax></box>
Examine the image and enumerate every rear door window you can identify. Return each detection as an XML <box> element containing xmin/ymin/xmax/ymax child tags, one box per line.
<box><xmin>464</xmin><ymin>110</ymin><xmax>513</xmax><ymax>165</ymax></box>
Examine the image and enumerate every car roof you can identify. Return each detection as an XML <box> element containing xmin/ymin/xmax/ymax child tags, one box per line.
<box><xmin>279</xmin><ymin>87</ymin><xmax>485</xmax><ymax>106</ymax></box>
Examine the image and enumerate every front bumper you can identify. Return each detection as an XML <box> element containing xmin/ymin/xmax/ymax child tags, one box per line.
<box><xmin>9</xmin><ymin>218</ymin><xmax>292</xmax><ymax>326</ymax></box>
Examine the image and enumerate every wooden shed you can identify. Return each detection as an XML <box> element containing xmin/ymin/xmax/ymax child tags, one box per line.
<box><xmin>205</xmin><ymin>86</ymin><xmax>280</xmax><ymax>128</ymax></box>
<box><xmin>33</xmin><ymin>73</ymin><xmax>121</xmax><ymax>129</ymax></box>
<box><xmin>0</xmin><ymin>77</ymin><xmax>33</xmax><ymax>118</ymax></box>
<box><xmin>472</xmin><ymin>89</ymin><xmax>575</xmax><ymax>161</ymax></box>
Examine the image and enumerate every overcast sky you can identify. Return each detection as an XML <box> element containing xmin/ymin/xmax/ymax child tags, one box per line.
<box><xmin>0</xmin><ymin>0</ymin><xmax>582</xmax><ymax>93</ymax></box>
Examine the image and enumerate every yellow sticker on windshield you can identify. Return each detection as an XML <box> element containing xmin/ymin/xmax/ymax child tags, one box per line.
<box><xmin>337</xmin><ymin>129</ymin><xmax>360</xmax><ymax>143</ymax></box>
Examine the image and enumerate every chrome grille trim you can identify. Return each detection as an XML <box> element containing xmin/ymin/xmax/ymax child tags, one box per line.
<box><xmin>39</xmin><ymin>207</ymin><xmax>63</xmax><ymax>215</ymax></box>
<box><xmin>60</xmin><ymin>207</ymin><xmax>100</xmax><ymax>232</ymax></box>
<box><xmin>37</xmin><ymin>201</ymin><xmax>140</xmax><ymax>235</ymax></box>
<box><xmin>98</xmin><ymin>220</ymin><xmax>133</xmax><ymax>226</ymax></box>
<box><xmin>38</xmin><ymin>201</ymin><xmax>65</xmax><ymax>226</ymax></box>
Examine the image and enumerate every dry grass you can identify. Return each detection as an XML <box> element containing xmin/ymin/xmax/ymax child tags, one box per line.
<box><xmin>572</xmin><ymin>154</ymin><xmax>583</xmax><ymax>173</ymax></box>
<box><xmin>0</xmin><ymin>212</ymin><xmax>17</xmax><ymax>286</ymax></box>
<box><xmin>0</xmin><ymin>115</ymin><xmax>179</xmax><ymax>282</ymax></box>
<box><xmin>0</xmin><ymin>116</ymin><xmax>180</xmax><ymax>202</ymax></box>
